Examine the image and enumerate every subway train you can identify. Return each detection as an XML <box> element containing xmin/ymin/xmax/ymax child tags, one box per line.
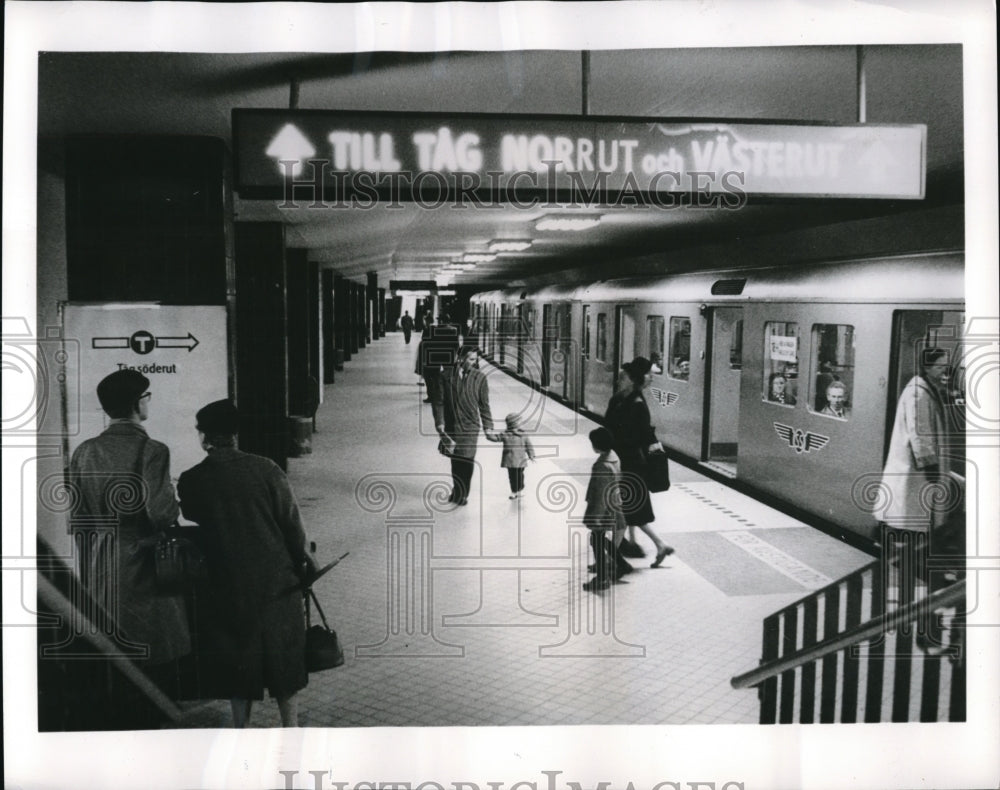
<box><xmin>470</xmin><ymin>252</ymin><xmax>965</xmax><ymax>543</ymax></box>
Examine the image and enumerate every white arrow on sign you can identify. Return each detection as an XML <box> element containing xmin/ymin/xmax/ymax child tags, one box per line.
<box><xmin>266</xmin><ymin>123</ymin><xmax>316</xmax><ymax>178</ymax></box>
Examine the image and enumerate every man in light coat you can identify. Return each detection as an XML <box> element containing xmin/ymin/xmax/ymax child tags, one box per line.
<box><xmin>432</xmin><ymin>345</ymin><xmax>495</xmax><ymax>505</ymax></box>
<box><xmin>878</xmin><ymin>347</ymin><xmax>961</xmax><ymax>653</ymax></box>
<box><xmin>879</xmin><ymin>348</ymin><xmax>955</xmax><ymax>532</ymax></box>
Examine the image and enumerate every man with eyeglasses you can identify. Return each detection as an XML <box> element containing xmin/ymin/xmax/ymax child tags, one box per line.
<box><xmin>68</xmin><ymin>369</ymin><xmax>191</xmax><ymax>709</ymax></box>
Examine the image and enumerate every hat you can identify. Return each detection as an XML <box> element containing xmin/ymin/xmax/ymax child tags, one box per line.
<box><xmin>505</xmin><ymin>412</ymin><xmax>522</xmax><ymax>429</ymax></box>
<box><xmin>96</xmin><ymin>369</ymin><xmax>149</xmax><ymax>414</ymax></box>
<box><xmin>195</xmin><ymin>399</ymin><xmax>240</xmax><ymax>435</ymax></box>
<box><xmin>623</xmin><ymin>356</ymin><xmax>652</xmax><ymax>379</ymax></box>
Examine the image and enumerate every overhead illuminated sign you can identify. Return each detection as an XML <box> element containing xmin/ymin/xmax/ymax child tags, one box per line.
<box><xmin>233</xmin><ymin>109</ymin><xmax>926</xmax><ymax>203</ymax></box>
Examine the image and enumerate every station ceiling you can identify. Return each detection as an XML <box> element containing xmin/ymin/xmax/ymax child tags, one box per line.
<box><xmin>38</xmin><ymin>47</ymin><xmax>964</xmax><ymax>288</ymax></box>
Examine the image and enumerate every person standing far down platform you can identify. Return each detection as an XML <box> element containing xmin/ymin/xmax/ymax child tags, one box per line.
<box><xmin>400</xmin><ymin>310</ymin><xmax>414</xmax><ymax>345</ymax></box>
<box><xmin>178</xmin><ymin>399</ymin><xmax>317</xmax><ymax>727</ymax></box>
<box><xmin>433</xmin><ymin>345</ymin><xmax>496</xmax><ymax>506</ymax></box>
<box><xmin>67</xmin><ymin>370</ymin><xmax>191</xmax><ymax>693</ymax></box>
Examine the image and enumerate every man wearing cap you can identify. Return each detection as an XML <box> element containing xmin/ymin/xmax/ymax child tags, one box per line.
<box><xmin>177</xmin><ymin>399</ymin><xmax>315</xmax><ymax>728</ymax></box>
<box><xmin>68</xmin><ymin>370</ymin><xmax>191</xmax><ymax>684</ymax></box>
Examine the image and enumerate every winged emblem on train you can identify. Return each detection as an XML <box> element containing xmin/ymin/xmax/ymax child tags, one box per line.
<box><xmin>650</xmin><ymin>387</ymin><xmax>679</xmax><ymax>407</ymax></box>
<box><xmin>773</xmin><ymin>422</ymin><xmax>830</xmax><ymax>454</ymax></box>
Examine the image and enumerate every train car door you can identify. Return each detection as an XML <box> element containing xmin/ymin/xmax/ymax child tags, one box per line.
<box><xmin>615</xmin><ymin>307</ymin><xmax>636</xmax><ymax>393</ymax></box>
<box><xmin>887</xmin><ymin>309</ymin><xmax>966</xmax><ymax>468</ymax></box>
<box><xmin>705</xmin><ymin>307</ymin><xmax>743</xmax><ymax>474</ymax></box>
<box><xmin>499</xmin><ymin>304</ymin><xmax>508</xmax><ymax>366</ymax></box>
<box><xmin>541</xmin><ymin>304</ymin><xmax>554</xmax><ymax>387</ymax></box>
<box><xmin>580</xmin><ymin>304</ymin><xmax>590</xmax><ymax>407</ymax></box>
<box><xmin>559</xmin><ymin>305</ymin><xmax>572</xmax><ymax>400</ymax></box>
<box><xmin>516</xmin><ymin>303</ymin><xmax>526</xmax><ymax>374</ymax></box>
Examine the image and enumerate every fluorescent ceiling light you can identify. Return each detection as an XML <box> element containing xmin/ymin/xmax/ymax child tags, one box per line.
<box><xmin>535</xmin><ymin>215</ymin><xmax>602</xmax><ymax>231</ymax></box>
<box><xmin>488</xmin><ymin>240</ymin><xmax>533</xmax><ymax>253</ymax></box>
<box><xmin>461</xmin><ymin>253</ymin><xmax>497</xmax><ymax>263</ymax></box>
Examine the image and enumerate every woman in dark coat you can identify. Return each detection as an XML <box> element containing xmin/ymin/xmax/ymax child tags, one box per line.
<box><xmin>605</xmin><ymin>357</ymin><xmax>675</xmax><ymax>568</ymax></box>
<box><xmin>178</xmin><ymin>400</ymin><xmax>315</xmax><ymax>727</ymax></box>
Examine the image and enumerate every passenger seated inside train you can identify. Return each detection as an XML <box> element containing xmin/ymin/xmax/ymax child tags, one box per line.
<box><xmin>766</xmin><ymin>372</ymin><xmax>796</xmax><ymax>405</ymax></box>
<box><xmin>670</xmin><ymin>357</ymin><xmax>690</xmax><ymax>379</ymax></box>
<box><xmin>650</xmin><ymin>352</ymin><xmax>664</xmax><ymax>375</ymax></box>
<box><xmin>819</xmin><ymin>380</ymin><xmax>849</xmax><ymax>419</ymax></box>
<box><xmin>814</xmin><ymin>361</ymin><xmax>836</xmax><ymax>411</ymax></box>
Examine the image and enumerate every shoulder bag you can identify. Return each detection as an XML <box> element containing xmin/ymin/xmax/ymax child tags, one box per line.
<box><xmin>304</xmin><ymin>587</ymin><xmax>345</xmax><ymax>671</ymax></box>
<box><xmin>644</xmin><ymin>443</ymin><xmax>671</xmax><ymax>493</ymax></box>
<box><xmin>154</xmin><ymin>525</ymin><xmax>208</xmax><ymax>593</ymax></box>
<box><xmin>132</xmin><ymin>438</ymin><xmax>207</xmax><ymax>592</ymax></box>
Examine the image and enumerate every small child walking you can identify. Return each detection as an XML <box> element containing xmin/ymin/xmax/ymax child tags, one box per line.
<box><xmin>491</xmin><ymin>413</ymin><xmax>536</xmax><ymax>498</ymax></box>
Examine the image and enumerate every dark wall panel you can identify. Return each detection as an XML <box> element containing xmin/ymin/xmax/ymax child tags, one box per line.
<box><xmin>234</xmin><ymin>222</ymin><xmax>288</xmax><ymax>470</ymax></box>
<box><xmin>66</xmin><ymin>136</ymin><xmax>228</xmax><ymax>304</ymax></box>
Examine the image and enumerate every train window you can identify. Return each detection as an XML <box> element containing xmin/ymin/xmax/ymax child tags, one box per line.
<box><xmin>810</xmin><ymin>324</ymin><xmax>855</xmax><ymax>420</ymax></box>
<box><xmin>668</xmin><ymin>316</ymin><xmax>691</xmax><ymax>380</ymax></box>
<box><xmin>763</xmin><ymin>321</ymin><xmax>799</xmax><ymax>405</ymax></box>
<box><xmin>582</xmin><ymin>306</ymin><xmax>591</xmax><ymax>359</ymax></box>
<box><xmin>596</xmin><ymin>313</ymin><xmax>608</xmax><ymax>362</ymax></box>
<box><xmin>647</xmin><ymin>316</ymin><xmax>665</xmax><ymax>374</ymax></box>
<box><xmin>730</xmin><ymin>319</ymin><xmax>744</xmax><ymax>369</ymax></box>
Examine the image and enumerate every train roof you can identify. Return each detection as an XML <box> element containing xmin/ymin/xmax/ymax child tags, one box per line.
<box><xmin>473</xmin><ymin>252</ymin><xmax>963</xmax><ymax>304</ymax></box>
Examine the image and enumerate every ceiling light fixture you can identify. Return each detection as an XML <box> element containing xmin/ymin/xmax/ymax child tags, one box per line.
<box><xmin>487</xmin><ymin>240</ymin><xmax>533</xmax><ymax>253</ymax></box>
<box><xmin>535</xmin><ymin>215</ymin><xmax>602</xmax><ymax>232</ymax></box>
<box><xmin>461</xmin><ymin>253</ymin><xmax>497</xmax><ymax>264</ymax></box>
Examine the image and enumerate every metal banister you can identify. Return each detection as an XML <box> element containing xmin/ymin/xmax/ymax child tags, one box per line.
<box><xmin>731</xmin><ymin>579</ymin><xmax>965</xmax><ymax>690</ymax></box>
<box><xmin>37</xmin><ymin>573</ymin><xmax>183</xmax><ymax>722</ymax></box>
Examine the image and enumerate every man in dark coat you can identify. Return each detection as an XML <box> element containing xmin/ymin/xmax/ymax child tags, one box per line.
<box><xmin>432</xmin><ymin>346</ymin><xmax>496</xmax><ymax>505</ymax></box>
<box><xmin>177</xmin><ymin>400</ymin><xmax>315</xmax><ymax>727</ymax></box>
<box><xmin>400</xmin><ymin>310</ymin><xmax>414</xmax><ymax>344</ymax></box>
<box><xmin>68</xmin><ymin>370</ymin><xmax>191</xmax><ymax>680</ymax></box>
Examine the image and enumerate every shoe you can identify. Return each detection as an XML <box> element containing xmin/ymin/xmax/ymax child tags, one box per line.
<box><xmin>582</xmin><ymin>579</ymin><xmax>610</xmax><ymax>592</ymax></box>
<box><xmin>509</xmin><ymin>494</ymin><xmax>517</xmax><ymax>499</ymax></box>
<box><xmin>619</xmin><ymin>539</ymin><xmax>646</xmax><ymax>558</ymax></box>
<box><xmin>651</xmin><ymin>546</ymin><xmax>674</xmax><ymax>568</ymax></box>
<box><xmin>423</xmin><ymin>398</ymin><xmax>432</xmax><ymax>403</ymax></box>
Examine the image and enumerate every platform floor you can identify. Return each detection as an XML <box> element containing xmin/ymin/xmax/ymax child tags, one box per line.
<box><xmin>178</xmin><ymin>333</ymin><xmax>874</xmax><ymax>728</ymax></box>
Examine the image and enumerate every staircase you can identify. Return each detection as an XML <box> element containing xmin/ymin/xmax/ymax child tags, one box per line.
<box><xmin>731</xmin><ymin>554</ymin><xmax>966</xmax><ymax>723</ymax></box>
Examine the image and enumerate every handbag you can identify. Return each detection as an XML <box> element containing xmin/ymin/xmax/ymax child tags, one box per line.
<box><xmin>153</xmin><ymin>527</ymin><xmax>208</xmax><ymax>593</ymax></box>
<box><xmin>644</xmin><ymin>444</ymin><xmax>671</xmax><ymax>493</ymax></box>
<box><xmin>304</xmin><ymin>587</ymin><xmax>345</xmax><ymax>671</ymax></box>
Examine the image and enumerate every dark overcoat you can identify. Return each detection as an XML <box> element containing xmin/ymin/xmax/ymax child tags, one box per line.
<box><xmin>605</xmin><ymin>389</ymin><xmax>657</xmax><ymax>525</ymax></box>
<box><xmin>178</xmin><ymin>448</ymin><xmax>309</xmax><ymax>699</ymax></box>
<box><xmin>68</xmin><ymin>421</ymin><xmax>190</xmax><ymax>664</ymax></box>
<box><xmin>433</xmin><ymin>366</ymin><xmax>494</xmax><ymax>459</ymax></box>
